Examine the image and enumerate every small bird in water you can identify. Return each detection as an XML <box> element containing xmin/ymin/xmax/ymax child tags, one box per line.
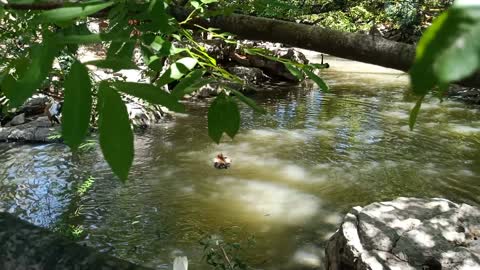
<box><xmin>213</xmin><ymin>153</ymin><xmax>231</xmax><ymax>169</ymax></box>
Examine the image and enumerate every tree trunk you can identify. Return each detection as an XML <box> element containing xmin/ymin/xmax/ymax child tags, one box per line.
<box><xmin>172</xmin><ymin>9</ymin><xmax>480</xmax><ymax>89</ymax></box>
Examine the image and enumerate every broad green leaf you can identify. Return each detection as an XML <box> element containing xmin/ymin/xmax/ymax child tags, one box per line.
<box><xmin>116</xmin><ymin>42</ymin><xmax>136</xmax><ymax>60</ymax></box>
<box><xmin>433</xmin><ymin>11</ymin><xmax>480</xmax><ymax>82</ymax></box>
<box><xmin>37</xmin><ymin>1</ymin><xmax>114</xmax><ymax>23</ymax></box>
<box><xmin>150</xmin><ymin>36</ymin><xmax>177</xmax><ymax>56</ymax></box>
<box><xmin>85</xmin><ymin>58</ymin><xmax>138</xmax><ymax>71</ymax></box>
<box><xmin>208</xmin><ymin>93</ymin><xmax>241</xmax><ymax>143</ymax></box>
<box><xmin>111</xmin><ymin>82</ymin><xmax>185</xmax><ymax>112</ymax></box>
<box><xmin>303</xmin><ymin>68</ymin><xmax>329</xmax><ymax>92</ymax></box>
<box><xmin>157</xmin><ymin>57</ymin><xmax>198</xmax><ymax>86</ymax></box>
<box><xmin>14</xmin><ymin>57</ymin><xmax>31</xmax><ymax>77</ymax></box>
<box><xmin>107</xmin><ymin>42</ymin><xmax>123</xmax><ymax>57</ymax></box>
<box><xmin>141</xmin><ymin>34</ymin><xmax>156</xmax><ymax>45</ymax></box>
<box><xmin>191</xmin><ymin>0</ymin><xmax>201</xmax><ymax>9</ymax></box>
<box><xmin>0</xmin><ymin>75</ymin><xmax>16</xmax><ymax>98</ymax></box>
<box><xmin>284</xmin><ymin>63</ymin><xmax>304</xmax><ymax>80</ymax></box>
<box><xmin>171</xmin><ymin>69</ymin><xmax>205</xmax><ymax>99</ymax></box>
<box><xmin>143</xmin><ymin>0</ymin><xmax>174</xmax><ymax>33</ymax></box>
<box><xmin>62</xmin><ymin>61</ymin><xmax>92</xmax><ymax>150</ymax></box>
<box><xmin>98</xmin><ymin>82</ymin><xmax>134</xmax><ymax>181</ymax></box>
<box><xmin>60</xmin><ymin>34</ymin><xmax>102</xmax><ymax>44</ymax></box>
<box><xmin>5</xmin><ymin>40</ymin><xmax>61</xmax><ymax>108</ymax></box>
<box><xmin>140</xmin><ymin>44</ymin><xmax>153</xmax><ymax>63</ymax></box>
<box><xmin>410</xmin><ymin>7</ymin><xmax>480</xmax><ymax>94</ymax></box>
<box><xmin>229</xmin><ymin>88</ymin><xmax>266</xmax><ymax>114</ymax></box>
<box><xmin>56</xmin><ymin>33</ymin><xmax>131</xmax><ymax>44</ymax></box>
<box><xmin>409</xmin><ymin>95</ymin><xmax>424</xmax><ymax>131</ymax></box>
<box><xmin>147</xmin><ymin>56</ymin><xmax>164</xmax><ymax>71</ymax></box>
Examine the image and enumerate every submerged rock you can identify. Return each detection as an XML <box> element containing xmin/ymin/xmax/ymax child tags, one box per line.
<box><xmin>326</xmin><ymin>197</ymin><xmax>480</xmax><ymax>270</ymax></box>
<box><xmin>126</xmin><ymin>99</ymin><xmax>166</xmax><ymax>129</ymax></box>
<box><xmin>195</xmin><ymin>83</ymin><xmax>223</xmax><ymax>98</ymax></box>
<box><xmin>227</xmin><ymin>66</ymin><xmax>270</xmax><ymax>84</ymax></box>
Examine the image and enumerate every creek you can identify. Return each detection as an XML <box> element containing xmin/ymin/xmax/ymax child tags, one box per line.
<box><xmin>1</xmin><ymin>53</ymin><xmax>480</xmax><ymax>269</ymax></box>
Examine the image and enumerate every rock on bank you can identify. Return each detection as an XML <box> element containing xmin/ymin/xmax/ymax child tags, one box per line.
<box><xmin>326</xmin><ymin>197</ymin><xmax>480</xmax><ymax>270</ymax></box>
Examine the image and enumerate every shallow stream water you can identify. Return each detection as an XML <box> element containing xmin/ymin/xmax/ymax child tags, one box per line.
<box><xmin>1</xmin><ymin>53</ymin><xmax>480</xmax><ymax>269</ymax></box>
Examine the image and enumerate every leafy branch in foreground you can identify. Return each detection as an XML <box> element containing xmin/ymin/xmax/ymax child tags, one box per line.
<box><xmin>0</xmin><ymin>0</ymin><xmax>330</xmax><ymax>181</ymax></box>
<box><xmin>409</xmin><ymin>0</ymin><xmax>480</xmax><ymax>129</ymax></box>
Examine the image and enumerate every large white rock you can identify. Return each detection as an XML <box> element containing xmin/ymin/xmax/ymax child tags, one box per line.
<box><xmin>326</xmin><ymin>197</ymin><xmax>480</xmax><ymax>270</ymax></box>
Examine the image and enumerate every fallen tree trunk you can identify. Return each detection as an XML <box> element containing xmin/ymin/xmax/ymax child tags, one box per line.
<box><xmin>172</xmin><ymin>9</ymin><xmax>480</xmax><ymax>89</ymax></box>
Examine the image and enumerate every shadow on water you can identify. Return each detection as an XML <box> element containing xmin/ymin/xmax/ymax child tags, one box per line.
<box><xmin>1</xmin><ymin>55</ymin><xmax>480</xmax><ymax>269</ymax></box>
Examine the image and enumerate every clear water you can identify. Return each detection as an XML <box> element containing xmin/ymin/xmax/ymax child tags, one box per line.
<box><xmin>1</xmin><ymin>54</ymin><xmax>480</xmax><ymax>269</ymax></box>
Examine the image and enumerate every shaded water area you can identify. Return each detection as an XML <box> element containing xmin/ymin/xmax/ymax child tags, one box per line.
<box><xmin>1</xmin><ymin>54</ymin><xmax>480</xmax><ymax>269</ymax></box>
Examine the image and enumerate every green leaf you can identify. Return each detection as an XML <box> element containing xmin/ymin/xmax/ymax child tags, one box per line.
<box><xmin>4</xmin><ymin>40</ymin><xmax>61</xmax><ymax>108</ymax></box>
<box><xmin>146</xmin><ymin>0</ymin><xmax>174</xmax><ymax>33</ymax></box>
<box><xmin>410</xmin><ymin>7</ymin><xmax>480</xmax><ymax>94</ymax></box>
<box><xmin>107</xmin><ymin>42</ymin><xmax>124</xmax><ymax>57</ymax></box>
<box><xmin>229</xmin><ymin>88</ymin><xmax>266</xmax><ymax>114</ymax></box>
<box><xmin>62</xmin><ymin>61</ymin><xmax>92</xmax><ymax>150</ymax></box>
<box><xmin>284</xmin><ymin>63</ymin><xmax>304</xmax><ymax>80</ymax></box>
<box><xmin>37</xmin><ymin>1</ymin><xmax>115</xmax><ymax>23</ymax></box>
<box><xmin>208</xmin><ymin>93</ymin><xmax>241</xmax><ymax>143</ymax></box>
<box><xmin>146</xmin><ymin>56</ymin><xmax>164</xmax><ymax>71</ymax></box>
<box><xmin>303</xmin><ymin>68</ymin><xmax>329</xmax><ymax>92</ymax></box>
<box><xmin>433</xmin><ymin>13</ymin><xmax>480</xmax><ymax>82</ymax></box>
<box><xmin>0</xmin><ymin>75</ymin><xmax>16</xmax><ymax>99</ymax></box>
<box><xmin>150</xmin><ymin>36</ymin><xmax>177</xmax><ymax>57</ymax></box>
<box><xmin>60</xmin><ymin>34</ymin><xmax>103</xmax><ymax>44</ymax></box>
<box><xmin>0</xmin><ymin>7</ymin><xmax>5</xmax><ymax>21</ymax></box>
<box><xmin>98</xmin><ymin>82</ymin><xmax>134</xmax><ymax>181</ymax></box>
<box><xmin>116</xmin><ymin>42</ymin><xmax>136</xmax><ymax>60</ymax></box>
<box><xmin>409</xmin><ymin>95</ymin><xmax>424</xmax><ymax>131</ymax></box>
<box><xmin>110</xmin><ymin>82</ymin><xmax>185</xmax><ymax>112</ymax></box>
<box><xmin>171</xmin><ymin>69</ymin><xmax>205</xmax><ymax>99</ymax></box>
<box><xmin>85</xmin><ymin>58</ymin><xmax>138</xmax><ymax>72</ymax></box>
<box><xmin>56</xmin><ymin>33</ymin><xmax>131</xmax><ymax>44</ymax></box>
<box><xmin>157</xmin><ymin>57</ymin><xmax>198</xmax><ymax>86</ymax></box>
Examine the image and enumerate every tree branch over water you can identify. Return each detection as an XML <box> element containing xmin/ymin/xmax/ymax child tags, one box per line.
<box><xmin>2</xmin><ymin>1</ymin><xmax>480</xmax><ymax>89</ymax></box>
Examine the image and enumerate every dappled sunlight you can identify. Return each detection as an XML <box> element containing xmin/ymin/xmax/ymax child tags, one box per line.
<box><xmin>214</xmin><ymin>178</ymin><xmax>321</xmax><ymax>226</ymax></box>
<box><xmin>291</xmin><ymin>244</ymin><xmax>324</xmax><ymax>268</ymax></box>
<box><xmin>449</xmin><ymin>124</ymin><xmax>480</xmax><ymax>135</ymax></box>
<box><xmin>381</xmin><ymin>110</ymin><xmax>409</xmax><ymax>119</ymax></box>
